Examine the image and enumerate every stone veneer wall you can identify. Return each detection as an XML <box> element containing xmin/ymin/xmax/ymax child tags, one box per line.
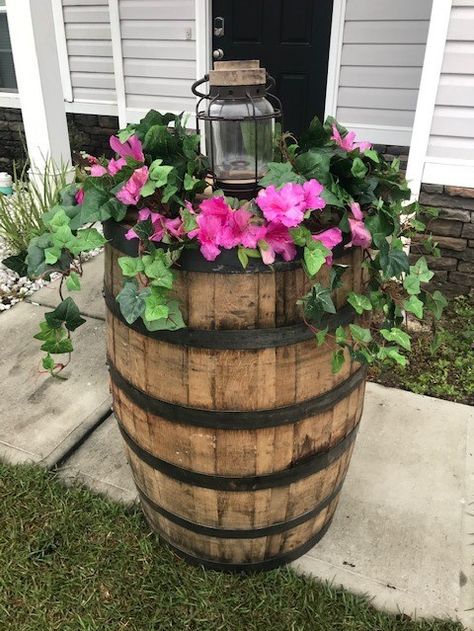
<box><xmin>0</xmin><ymin>113</ymin><xmax>471</xmax><ymax>296</ymax></box>
<box><xmin>0</xmin><ymin>107</ymin><xmax>118</xmax><ymax>171</ymax></box>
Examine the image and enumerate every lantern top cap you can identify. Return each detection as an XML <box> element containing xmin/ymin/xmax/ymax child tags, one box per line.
<box><xmin>209</xmin><ymin>59</ymin><xmax>266</xmax><ymax>87</ymax></box>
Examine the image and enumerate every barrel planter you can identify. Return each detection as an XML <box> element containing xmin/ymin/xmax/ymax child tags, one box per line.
<box><xmin>103</xmin><ymin>220</ymin><xmax>367</xmax><ymax>571</ymax></box>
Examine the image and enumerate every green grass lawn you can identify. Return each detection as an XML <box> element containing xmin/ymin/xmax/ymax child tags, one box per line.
<box><xmin>369</xmin><ymin>296</ymin><xmax>474</xmax><ymax>406</ymax></box>
<box><xmin>0</xmin><ymin>463</ymin><xmax>464</xmax><ymax>631</ymax></box>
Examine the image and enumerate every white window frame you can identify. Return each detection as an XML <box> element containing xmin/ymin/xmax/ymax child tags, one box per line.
<box><xmin>0</xmin><ymin>2</ymin><xmax>19</xmax><ymax>105</ymax></box>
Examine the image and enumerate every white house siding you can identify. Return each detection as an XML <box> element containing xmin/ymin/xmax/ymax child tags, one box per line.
<box><xmin>336</xmin><ymin>0</ymin><xmax>432</xmax><ymax>145</ymax></box>
<box><xmin>62</xmin><ymin>0</ymin><xmax>116</xmax><ymax>103</ymax></box>
<box><xmin>426</xmin><ymin>0</ymin><xmax>474</xmax><ymax>163</ymax></box>
<box><xmin>119</xmin><ymin>0</ymin><xmax>196</xmax><ymax>120</ymax></box>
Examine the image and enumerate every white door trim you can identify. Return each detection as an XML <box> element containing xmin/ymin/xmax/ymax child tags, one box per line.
<box><xmin>405</xmin><ymin>0</ymin><xmax>453</xmax><ymax>199</ymax></box>
<box><xmin>324</xmin><ymin>0</ymin><xmax>346</xmax><ymax>119</ymax></box>
<box><xmin>51</xmin><ymin>0</ymin><xmax>73</xmax><ymax>103</ymax></box>
<box><xmin>195</xmin><ymin>0</ymin><xmax>211</xmax><ymax>81</ymax></box>
<box><xmin>108</xmin><ymin>0</ymin><xmax>127</xmax><ymax>127</ymax></box>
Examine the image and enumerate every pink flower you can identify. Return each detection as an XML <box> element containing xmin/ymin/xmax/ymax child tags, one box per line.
<box><xmin>108</xmin><ymin>157</ymin><xmax>127</xmax><ymax>176</ymax></box>
<box><xmin>331</xmin><ymin>125</ymin><xmax>371</xmax><ymax>153</ymax></box>
<box><xmin>302</xmin><ymin>179</ymin><xmax>326</xmax><ymax>211</ymax></box>
<box><xmin>90</xmin><ymin>164</ymin><xmax>107</xmax><ymax>177</ymax></box>
<box><xmin>259</xmin><ymin>222</ymin><xmax>297</xmax><ymax>265</ymax></box>
<box><xmin>195</xmin><ymin>213</ymin><xmax>222</xmax><ymax>261</ymax></box>
<box><xmin>125</xmin><ymin>208</ymin><xmax>166</xmax><ymax>242</ymax></box>
<box><xmin>164</xmin><ymin>217</ymin><xmax>185</xmax><ymax>239</ymax></box>
<box><xmin>221</xmin><ymin>208</ymin><xmax>266</xmax><ymax>249</ymax></box>
<box><xmin>256</xmin><ymin>183</ymin><xmax>306</xmax><ymax>227</ymax></box>
<box><xmin>116</xmin><ymin>166</ymin><xmax>149</xmax><ymax>206</ymax></box>
<box><xmin>346</xmin><ymin>202</ymin><xmax>371</xmax><ymax>249</ymax></box>
<box><xmin>110</xmin><ymin>134</ymin><xmax>144</xmax><ymax>162</ymax></box>
<box><xmin>75</xmin><ymin>188</ymin><xmax>84</xmax><ymax>205</ymax></box>
<box><xmin>312</xmin><ymin>227</ymin><xmax>343</xmax><ymax>266</ymax></box>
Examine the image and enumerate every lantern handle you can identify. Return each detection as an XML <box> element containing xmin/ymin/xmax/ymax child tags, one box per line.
<box><xmin>266</xmin><ymin>73</ymin><xmax>276</xmax><ymax>91</ymax></box>
<box><xmin>191</xmin><ymin>75</ymin><xmax>210</xmax><ymax>99</ymax></box>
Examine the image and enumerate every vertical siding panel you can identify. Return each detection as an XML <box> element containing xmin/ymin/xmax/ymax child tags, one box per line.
<box><xmin>335</xmin><ymin>0</ymin><xmax>432</xmax><ymax>144</ymax></box>
<box><xmin>62</xmin><ymin>0</ymin><xmax>116</xmax><ymax>102</ymax></box>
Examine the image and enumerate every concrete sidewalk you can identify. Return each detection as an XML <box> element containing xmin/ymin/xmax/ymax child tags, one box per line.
<box><xmin>1</xmin><ymin>251</ymin><xmax>473</xmax><ymax>628</ymax></box>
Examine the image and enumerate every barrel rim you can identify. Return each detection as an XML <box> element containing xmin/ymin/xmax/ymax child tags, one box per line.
<box><xmin>104</xmin><ymin>288</ymin><xmax>355</xmax><ymax>349</ymax></box>
<box><xmin>109</xmin><ymin>358</ymin><xmax>366</xmax><ymax>427</ymax></box>
<box><xmin>103</xmin><ymin>219</ymin><xmax>347</xmax><ymax>274</ymax></box>
<box><xmin>119</xmin><ymin>418</ymin><xmax>359</xmax><ymax>491</ymax></box>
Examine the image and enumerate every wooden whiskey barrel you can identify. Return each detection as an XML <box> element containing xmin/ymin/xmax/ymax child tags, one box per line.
<box><xmin>103</xmin><ymin>220</ymin><xmax>367</xmax><ymax>571</ymax></box>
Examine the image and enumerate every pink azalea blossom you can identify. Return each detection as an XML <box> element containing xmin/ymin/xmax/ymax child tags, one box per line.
<box><xmin>110</xmin><ymin>134</ymin><xmax>144</xmax><ymax>162</ymax></box>
<box><xmin>116</xmin><ymin>166</ymin><xmax>149</xmax><ymax>206</ymax></box>
<box><xmin>164</xmin><ymin>217</ymin><xmax>185</xmax><ymax>239</ymax></box>
<box><xmin>90</xmin><ymin>164</ymin><xmax>107</xmax><ymax>177</ymax></box>
<box><xmin>75</xmin><ymin>188</ymin><xmax>84</xmax><ymax>205</ymax></box>
<box><xmin>194</xmin><ymin>213</ymin><xmax>223</xmax><ymax>261</ymax></box>
<box><xmin>331</xmin><ymin>125</ymin><xmax>371</xmax><ymax>153</ymax></box>
<box><xmin>125</xmin><ymin>208</ymin><xmax>166</xmax><ymax>242</ymax></box>
<box><xmin>312</xmin><ymin>227</ymin><xmax>343</xmax><ymax>266</ymax></box>
<box><xmin>256</xmin><ymin>183</ymin><xmax>306</xmax><ymax>227</ymax></box>
<box><xmin>259</xmin><ymin>222</ymin><xmax>297</xmax><ymax>265</ymax></box>
<box><xmin>302</xmin><ymin>179</ymin><xmax>326</xmax><ymax>211</ymax></box>
<box><xmin>346</xmin><ymin>202</ymin><xmax>372</xmax><ymax>249</ymax></box>
<box><xmin>221</xmin><ymin>208</ymin><xmax>266</xmax><ymax>249</ymax></box>
<box><xmin>108</xmin><ymin>157</ymin><xmax>127</xmax><ymax>176</ymax></box>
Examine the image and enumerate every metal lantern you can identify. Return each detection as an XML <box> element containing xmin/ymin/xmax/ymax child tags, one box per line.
<box><xmin>192</xmin><ymin>60</ymin><xmax>282</xmax><ymax>199</ymax></box>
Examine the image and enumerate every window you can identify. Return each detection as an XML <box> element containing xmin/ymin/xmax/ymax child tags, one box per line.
<box><xmin>0</xmin><ymin>1</ymin><xmax>17</xmax><ymax>92</ymax></box>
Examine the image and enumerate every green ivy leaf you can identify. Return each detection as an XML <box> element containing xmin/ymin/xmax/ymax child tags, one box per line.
<box><xmin>364</xmin><ymin>149</ymin><xmax>380</xmax><ymax>163</ymax></box>
<box><xmin>66</xmin><ymin>271</ymin><xmax>81</xmax><ymax>292</ymax></box>
<box><xmin>351</xmin><ymin>157</ymin><xmax>368</xmax><ymax>179</ymax></box>
<box><xmin>34</xmin><ymin>321</ymin><xmax>73</xmax><ymax>354</ymax></box>
<box><xmin>378</xmin><ymin>346</ymin><xmax>407</xmax><ymax>367</ymax></box>
<box><xmin>44</xmin><ymin>246</ymin><xmax>62</xmax><ymax>265</ymax></box>
<box><xmin>144</xmin><ymin>291</ymin><xmax>169</xmax><ymax>322</ymax></box>
<box><xmin>380</xmin><ymin>327</ymin><xmax>411</xmax><ymax>351</ymax></box>
<box><xmin>42</xmin><ymin>353</ymin><xmax>55</xmax><ymax>371</ymax></box>
<box><xmin>349</xmin><ymin>324</ymin><xmax>372</xmax><ymax>344</ymax></box>
<box><xmin>45</xmin><ymin>297</ymin><xmax>86</xmax><ymax>332</ymax></box>
<box><xmin>295</xmin><ymin>149</ymin><xmax>332</xmax><ymax>184</ymax></box>
<box><xmin>347</xmin><ymin>292</ymin><xmax>372</xmax><ymax>315</ymax></box>
<box><xmin>335</xmin><ymin>325</ymin><xmax>346</xmax><ymax>344</ymax></box>
<box><xmin>301</xmin><ymin>283</ymin><xmax>336</xmax><ymax>325</ymax></box>
<box><xmin>403</xmin><ymin>273</ymin><xmax>420</xmax><ymax>296</ymax></box>
<box><xmin>404</xmin><ymin>295</ymin><xmax>424</xmax><ymax>319</ymax></box>
<box><xmin>180</xmin><ymin>207</ymin><xmax>198</xmax><ymax>233</ymax></box>
<box><xmin>100</xmin><ymin>198</ymin><xmax>128</xmax><ymax>222</ymax></box>
<box><xmin>409</xmin><ymin>256</ymin><xmax>434</xmax><ymax>284</ymax></box>
<box><xmin>379</xmin><ymin>245</ymin><xmax>410</xmax><ymax>279</ymax></box>
<box><xmin>238</xmin><ymin>247</ymin><xmax>249</xmax><ymax>269</ymax></box>
<box><xmin>142</xmin><ymin>299</ymin><xmax>185</xmax><ymax>331</ymax></box>
<box><xmin>304</xmin><ymin>241</ymin><xmax>329</xmax><ymax>277</ymax></box>
<box><xmin>118</xmin><ymin>256</ymin><xmax>145</xmax><ymax>277</ymax></box>
<box><xmin>331</xmin><ymin>349</ymin><xmax>345</xmax><ymax>374</ymax></box>
<box><xmin>258</xmin><ymin>162</ymin><xmax>303</xmax><ymax>188</ymax></box>
<box><xmin>142</xmin><ymin>252</ymin><xmax>174</xmax><ymax>289</ymax></box>
<box><xmin>116</xmin><ymin>280</ymin><xmax>150</xmax><ymax>325</ymax></box>
<box><xmin>73</xmin><ymin>228</ymin><xmax>107</xmax><ymax>254</ymax></box>
<box><xmin>290</xmin><ymin>225</ymin><xmax>312</xmax><ymax>247</ymax></box>
<box><xmin>315</xmin><ymin>326</ymin><xmax>328</xmax><ymax>346</ymax></box>
<box><xmin>425</xmin><ymin>290</ymin><xmax>448</xmax><ymax>320</ymax></box>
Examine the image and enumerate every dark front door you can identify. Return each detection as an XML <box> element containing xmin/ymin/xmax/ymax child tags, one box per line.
<box><xmin>212</xmin><ymin>0</ymin><xmax>333</xmax><ymax>138</ymax></box>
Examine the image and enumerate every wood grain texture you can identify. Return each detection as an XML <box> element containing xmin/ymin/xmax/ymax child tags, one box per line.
<box><xmin>105</xmin><ymin>239</ymin><xmax>367</xmax><ymax>568</ymax></box>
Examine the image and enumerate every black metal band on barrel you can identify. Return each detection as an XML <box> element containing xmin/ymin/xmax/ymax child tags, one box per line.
<box><xmin>138</xmin><ymin>480</ymin><xmax>343</xmax><ymax>539</ymax></box>
<box><xmin>157</xmin><ymin>519</ymin><xmax>334</xmax><ymax>573</ymax></box>
<box><xmin>108</xmin><ymin>359</ymin><xmax>366</xmax><ymax>429</ymax></box>
<box><xmin>118</xmin><ymin>419</ymin><xmax>358</xmax><ymax>491</ymax></box>
<box><xmin>104</xmin><ymin>288</ymin><xmax>354</xmax><ymax>349</ymax></box>
<box><xmin>103</xmin><ymin>219</ymin><xmax>346</xmax><ymax>274</ymax></box>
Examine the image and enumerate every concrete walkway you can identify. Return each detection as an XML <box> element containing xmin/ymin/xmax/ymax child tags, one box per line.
<box><xmin>1</xmin><ymin>252</ymin><xmax>473</xmax><ymax>628</ymax></box>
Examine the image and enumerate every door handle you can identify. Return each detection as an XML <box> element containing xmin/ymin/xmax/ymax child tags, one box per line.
<box><xmin>213</xmin><ymin>48</ymin><xmax>224</xmax><ymax>60</ymax></box>
<box><xmin>214</xmin><ymin>16</ymin><xmax>225</xmax><ymax>37</ymax></box>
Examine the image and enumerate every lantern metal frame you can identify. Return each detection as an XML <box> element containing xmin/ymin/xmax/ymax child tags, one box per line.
<box><xmin>191</xmin><ymin>73</ymin><xmax>283</xmax><ymax>199</ymax></box>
